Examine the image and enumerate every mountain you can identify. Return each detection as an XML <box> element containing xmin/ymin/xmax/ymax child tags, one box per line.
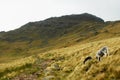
<box><xmin>0</xmin><ymin>13</ymin><xmax>104</xmax><ymax>41</ymax></box>
<box><xmin>0</xmin><ymin>13</ymin><xmax>120</xmax><ymax>79</ymax></box>
<box><xmin>0</xmin><ymin>13</ymin><xmax>120</xmax><ymax>62</ymax></box>
<box><xmin>0</xmin><ymin>13</ymin><xmax>106</xmax><ymax>59</ymax></box>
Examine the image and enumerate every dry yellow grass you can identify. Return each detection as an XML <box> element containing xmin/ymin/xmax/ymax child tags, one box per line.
<box><xmin>38</xmin><ymin>37</ymin><xmax>120</xmax><ymax>80</ymax></box>
<box><xmin>0</xmin><ymin>37</ymin><xmax>120</xmax><ymax>80</ymax></box>
<box><xmin>0</xmin><ymin>56</ymin><xmax>36</xmax><ymax>79</ymax></box>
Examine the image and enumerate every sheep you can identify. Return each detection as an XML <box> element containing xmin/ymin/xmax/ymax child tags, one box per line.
<box><xmin>96</xmin><ymin>46</ymin><xmax>109</xmax><ymax>61</ymax></box>
<box><xmin>83</xmin><ymin>56</ymin><xmax>92</xmax><ymax>64</ymax></box>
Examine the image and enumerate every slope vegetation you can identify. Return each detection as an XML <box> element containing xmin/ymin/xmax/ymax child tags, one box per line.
<box><xmin>0</xmin><ymin>13</ymin><xmax>105</xmax><ymax>63</ymax></box>
<box><xmin>0</xmin><ymin>37</ymin><xmax>120</xmax><ymax>80</ymax></box>
<box><xmin>0</xmin><ymin>13</ymin><xmax>120</xmax><ymax>79</ymax></box>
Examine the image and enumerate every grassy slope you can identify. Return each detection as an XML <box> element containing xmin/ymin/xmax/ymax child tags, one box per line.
<box><xmin>38</xmin><ymin>37</ymin><xmax>120</xmax><ymax>80</ymax></box>
<box><xmin>0</xmin><ymin>13</ymin><xmax>105</xmax><ymax>63</ymax></box>
<box><xmin>0</xmin><ymin>15</ymin><xmax>120</xmax><ymax>79</ymax></box>
<box><xmin>0</xmin><ymin>21</ymin><xmax>105</xmax><ymax>63</ymax></box>
<box><xmin>0</xmin><ymin>37</ymin><xmax>120</xmax><ymax>80</ymax></box>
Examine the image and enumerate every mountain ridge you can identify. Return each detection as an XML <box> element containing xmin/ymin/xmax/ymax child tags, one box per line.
<box><xmin>0</xmin><ymin>13</ymin><xmax>104</xmax><ymax>41</ymax></box>
<box><xmin>0</xmin><ymin>13</ymin><xmax>120</xmax><ymax>63</ymax></box>
<box><xmin>0</xmin><ymin>13</ymin><xmax>120</xmax><ymax>79</ymax></box>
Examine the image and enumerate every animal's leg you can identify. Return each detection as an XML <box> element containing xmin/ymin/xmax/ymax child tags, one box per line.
<box><xmin>104</xmin><ymin>52</ymin><xmax>107</xmax><ymax>57</ymax></box>
<box><xmin>107</xmin><ymin>51</ymin><xmax>109</xmax><ymax>56</ymax></box>
<box><xmin>98</xmin><ymin>57</ymin><xmax>100</xmax><ymax>61</ymax></box>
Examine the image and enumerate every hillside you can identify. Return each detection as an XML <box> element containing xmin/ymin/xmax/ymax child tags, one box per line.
<box><xmin>0</xmin><ymin>13</ymin><xmax>120</xmax><ymax>79</ymax></box>
<box><xmin>0</xmin><ymin>37</ymin><xmax>120</xmax><ymax>80</ymax></box>
<box><xmin>0</xmin><ymin>13</ymin><xmax>104</xmax><ymax>42</ymax></box>
<box><xmin>0</xmin><ymin>13</ymin><xmax>120</xmax><ymax>63</ymax></box>
<box><xmin>0</xmin><ymin>13</ymin><xmax>106</xmax><ymax>63</ymax></box>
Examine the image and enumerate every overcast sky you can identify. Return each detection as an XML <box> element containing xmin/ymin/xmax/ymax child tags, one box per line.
<box><xmin>0</xmin><ymin>0</ymin><xmax>120</xmax><ymax>31</ymax></box>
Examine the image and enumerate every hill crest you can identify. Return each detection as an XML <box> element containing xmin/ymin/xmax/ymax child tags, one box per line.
<box><xmin>0</xmin><ymin>13</ymin><xmax>120</xmax><ymax>63</ymax></box>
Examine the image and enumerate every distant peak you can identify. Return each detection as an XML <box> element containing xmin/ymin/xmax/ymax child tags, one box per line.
<box><xmin>44</xmin><ymin>13</ymin><xmax>104</xmax><ymax>23</ymax></box>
